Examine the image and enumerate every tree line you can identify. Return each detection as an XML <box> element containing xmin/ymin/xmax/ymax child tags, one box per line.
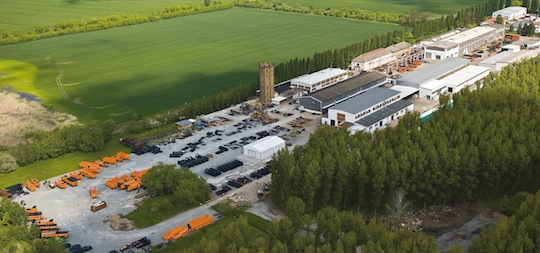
<box><xmin>10</xmin><ymin>120</ymin><xmax>115</xmax><ymax>167</ymax></box>
<box><xmin>172</xmin><ymin>199</ymin><xmax>440</xmax><ymax>253</ymax></box>
<box><xmin>270</xmin><ymin>57</ymin><xmax>540</xmax><ymax>214</ymax></box>
<box><xmin>0</xmin><ymin>3</ymin><xmax>234</xmax><ymax>45</ymax></box>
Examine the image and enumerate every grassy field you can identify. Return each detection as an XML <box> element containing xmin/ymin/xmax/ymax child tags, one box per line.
<box><xmin>0</xmin><ymin>0</ymin><xmax>217</xmax><ymax>32</ymax></box>
<box><xmin>125</xmin><ymin>194</ymin><xmax>198</xmax><ymax>228</ymax></box>
<box><xmin>274</xmin><ymin>0</ymin><xmax>487</xmax><ymax>14</ymax></box>
<box><xmin>158</xmin><ymin>204</ymin><xmax>272</xmax><ymax>252</ymax></box>
<box><xmin>0</xmin><ymin>8</ymin><xmax>400</xmax><ymax>123</ymax></box>
<box><xmin>0</xmin><ymin>140</ymin><xmax>129</xmax><ymax>189</ymax></box>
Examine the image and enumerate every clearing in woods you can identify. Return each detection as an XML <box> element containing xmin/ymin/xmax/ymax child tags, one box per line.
<box><xmin>0</xmin><ymin>8</ymin><xmax>400</xmax><ymax>123</ymax></box>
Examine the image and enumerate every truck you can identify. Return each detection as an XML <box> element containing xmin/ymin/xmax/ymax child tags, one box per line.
<box><xmin>90</xmin><ymin>201</ymin><xmax>107</xmax><ymax>212</ymax></box>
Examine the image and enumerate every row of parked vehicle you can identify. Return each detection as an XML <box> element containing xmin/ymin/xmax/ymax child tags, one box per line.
<box><xmin>227</xmin><ymin>176</ymin><xmax>252</xmax><ymax>188</ymax></box>
<box><xmin>177</xmin><ymin>154</ymin><xmax>209</xmax><ymax>168</ymax></box>
<box><xmin>109</xmin><ymin>237</ymin><xmax>151</xmax><ymax>253</ymax></box>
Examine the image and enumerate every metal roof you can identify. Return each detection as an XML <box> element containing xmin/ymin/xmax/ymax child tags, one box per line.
<box><xmin>493</xmin><ymin>6</ymin><xmax>527</xmax><ymax>16</ymax></box>
<box><xmin>291</xmin><ymin>68</ymin><xmax>347</xmax><ymax>86</ymax></box>
<box><xmin>426</xmin><ymin>41</ymin><xmax>459</xmax><ymax>50</ymax></box>
<box><xmin>444</xmin><ymin>26</ymin><xmax>497</xmax><ymax>45</ymax></box>
<box><xmin>355</xmin><ymin>100</ymin><xmax>412</xmax><ymax>127</ymax></box>
<box><xmin>397</xmin><ymin>58</ymin><xmax>469</xmax><ymax>88</ymax></box>
<box><xmin>420</xmin><ymin>79</ymin><xmax>447</xmax><ymax>90</ymax></box>
<box><xmin>390</xmin><ymin>85</ymin><xmax>419</xmax><ymax>97</ymax></box>
<box><xmin>329</xmin><ymin>88</ymin><xmax>400</xmax><ymax>115</ymax></box>
<box><xmin>303</xmin><ymin>72</ymin><xmax>387</xmax><ymax>107</ymax></box>
<box><xmin>440</xmin><ymin>65</ymin><xmax>490</xmax><ymax>87</ymax></box>
<box><xmin>386</xmin><ymin>42</ymin><xmax>412</xmax><ymax>54</ymax></box>
<box><xmin>479</xmin><ymin>51</ymin><xmax>515</xmax><ymax>65</ymax></box>
<box><xmin>352</xmin><ymin>48</ymin><xmax>392</xmax><ymax>63</ymax></box>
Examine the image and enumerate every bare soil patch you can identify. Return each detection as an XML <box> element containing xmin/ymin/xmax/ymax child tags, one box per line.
<box><xmin>0</xmin><ymin>91</ymin><xmax>78</xmax><ymax>147</ymax></box>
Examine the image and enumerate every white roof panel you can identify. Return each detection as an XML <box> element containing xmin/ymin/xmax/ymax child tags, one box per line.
<box><xmin>244</xmin><ymin>136</ymin><xmax>285</xmax><ymax>153</ymax></box>
<box><xmin>420</xmin><ymin>79</ymin><xmax>447</xmax><ymax>90</ymax></box>
<box><xmin>291</xmin><ymin>68</ymin><xmax>347</xmax><ymax>86</ymax></box>
<box><xmin>445</xmin><ymin>26</ymin><xmax>496</xmax><ymax>45</ymax></box>
<box><xmin>440</xmin><ymin>65</ymin><xmax>490</xmax><ymax>86</ymax></box>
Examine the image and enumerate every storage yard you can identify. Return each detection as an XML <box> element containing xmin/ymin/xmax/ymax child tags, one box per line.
<box><xmin>12</xmin><ymin>102</ymin><xmax>319</xmax><ymax>252</ymax></box>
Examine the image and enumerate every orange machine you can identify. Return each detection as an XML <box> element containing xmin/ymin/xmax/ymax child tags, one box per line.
<box><xmin>121</xmin><ymin>174</ymin><xmax>134</xmax><ymax>182</ymax></box>
<box><xmin>24</xmin><ymin>181</ymin><xmax>37</xmax><ymax>191</ymax></box>
<box><xmin>27</xmin><ymin>213</ymin><xmax>43</xmax><ymax>221</ymax></box>
<box><xmin>79</xmin><ymin>161</ymin><xmax>99</xmax><ymax>168</ymax></box>
<box><xmin>54</xmin><ymin>179</ymin><xmax>67</xmax><ymax>189</ymax></box>
<box><xmin>80</xmin><ymin>169</ymin><xmax>97</xmax><ymax>179</ymax></box>
<box><xmin>187</xmin><ymin>214</ymin><xmax>213</xmax><ymax>231</ymax></box>
<box><xmin>94</xmin><ymin>159</ymin><xmax>106</xmax><ymax>167</ymax></box>
<box><xmin>163</xmin><ymin>225</ymin><xmax>189</xmax><ymax>241</ymax></box>
<box><xmin>105</xmin><ymin>177</ymin><xmax>124</xmax><ymax>189</ymax></box>
<box><xmin>61</xmin><ymin>176</ymin><xmax>78</xmax><ymax>187</ymax></box>
<box><xmin>69</xmin><ymin>171</ymin><xmax>83</xmax><ymax>180</ymax></box>
<box><xmin>84</xmin><ymin>165</ymin><xmax>100</xmax><ymax>173</ymax></box>
<box><xmin>25</xmin><ymin>206</ymin><xmax>38</xmax><ymax>213</ymax></box>
<box><xmin>36</xmin><ymin>219</ymin><xmax>55</xmax><ymax>226</ymax></box>
<box><xmin>31</xmin><ymin>178</ymin><xmax>40</xmax><ymax>188</ymax></box>
<box><xmin>116</xmin><ymin>152</ymin><xmax>130</xmax><ymax>161</ymax></box>
<box><xmin>90</xmin><ymin>186</ymin><xmax>98</xmax><ymax>198</ymax></box>
<box><xmin>127</xmin><ymin>182</ymin><xmax>140</xmax><ymax>191</ymax></box>
<box><xmin>39</xmin><ymin>225</ymin><xmax>58</xmax><ymax>230</ymax></box>
<box><xmin>102</xmin><ymin>156</ymin><xmax>116</xmax><ymax>165</ymax></box>
<box><xmin>41</xmin><ymin>231</ymin><xmax>69</xmax><ymax>239</ymax></box>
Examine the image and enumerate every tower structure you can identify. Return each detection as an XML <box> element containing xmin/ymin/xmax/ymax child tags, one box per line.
<box><xmin>259</xmin><ymin>62</ymin><xmax>274</xmax><ymax>104</ymax></box>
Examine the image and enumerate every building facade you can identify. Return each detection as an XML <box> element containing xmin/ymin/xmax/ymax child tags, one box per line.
<box><xmin>291</xmin><ymin>68</ymin><xmax>348</xmax><ymax>93</ymax></box>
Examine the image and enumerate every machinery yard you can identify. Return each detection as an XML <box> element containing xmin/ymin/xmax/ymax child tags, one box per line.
<box><xmin>13</xmin><ymin>102</ymin><xmax>320</xmax><ymax>252</ymax></box>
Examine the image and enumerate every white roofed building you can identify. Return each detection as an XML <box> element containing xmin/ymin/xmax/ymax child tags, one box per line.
<box><xmin>423</xmin><ymin>26</ymin><xmax>505</xmax><ymax>60</ymax></box>
<box><xmin>243</xmin><ymin>136</ymin><xmax>286</xmax><ymax>160</ymax></box>
<box><xmin>351</xmin><ymin>48</ymin><xmax>393</xmax><ymax>71</ymax></box>
<box><xmin>291</xmin><ymin>68</ymin><xmax>348</xmax><ymax>93</ymax></box>
<box><xmin>419</xmin><ymin>80</ymin><xmax>447</xmax><ymax>100</ymax></box>
<box><xmin>492</xmin><ymin>6</ymin><xmax>527</xmax><ymax>20</ymax></box>
<box><xmin>441</xmin><ymin>65</ymin><xmax>490</xmax><ymax>94</ymax></box>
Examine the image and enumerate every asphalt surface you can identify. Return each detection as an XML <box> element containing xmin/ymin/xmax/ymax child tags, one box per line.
<box><xmin>16</xmin><ymin>102</ymin><xmax>320</xmax><ymax>252</ymax></box>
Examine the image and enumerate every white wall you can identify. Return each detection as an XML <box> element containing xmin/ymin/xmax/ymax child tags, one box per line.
<box><xmin>352</xmin><ymin>54</ymin><xmax>395</xmax><ymax>71</ymax></box>
<box><xmin>359</xmin><ymin>103</ymin><xmax>414</xmax><ymax>133</ymax></box>
<box><xmin>424</xmin><ymin>47</ymin><xmax>459</xmax><ymax>60</ymax></box>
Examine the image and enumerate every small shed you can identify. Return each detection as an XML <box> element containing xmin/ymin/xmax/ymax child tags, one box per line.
<box><xmin>243</xmin><ymin>136</ymin><xmax>286</xmax><ymax>160</ymax></box>
<box><xmin>176</xmin><ymin>119</ymin><xmax>196</xmax><ymax>131</ymax></box>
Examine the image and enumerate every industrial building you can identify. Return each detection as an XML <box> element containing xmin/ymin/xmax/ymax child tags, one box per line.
<box><xmin>397</xmin><ymin>58</ymin><xmax>470</xmax><ymax>88</ymax></box>
<box><xmin>290</xmin><ymin>68</ymin><xmax>348</xmax><ymax>93</ymax></box>
<box><xmin>423</xmin><ymin>26</ymin><xmax>505</xmax><ymax>60</ymax></box>
<box><xmin>243</xmin><ymin>136</ymin><xmax>285</xmax><ymax>160</ymax></box>
<box><xmin>443</xmin><ymin>66</ymin><xmax>490</xmax><ymax>94</ymax></box>
<box><xmin>350</xmin><ymin>100</ymin><xmax>414</xmax><ymax>133</ymax></box>
<box><xmin>418</xmin><ymin>65</ymin><xmax>490</xmax><ymax>99</ymax></box>
<box><xmin>350</xmin><ymin>42</ymin><xmax>417</xmax><ymax>73</ymax></box>
<box><xmin>351</xmin><ymin>48</ymin><xmax>393</xmax><ymax>71</ymax></box>
<box><xmin>479</xmin><ymin>49</ymin><xmax>540</xmax><ymax>71</ymax></box>
<box><xmin>322</xmin><ymin>88</ymin><xmax>401</xmax><ymax>126</ymax></box>
<box><xmin>298</xmin><ymin>72</ymin><xmax>387</xmax><ymax>114</ymax></box>
<box><xmin>525</xmin><ymin>39</ymin><xmax>540</xmax><ymax>49</ymax></box>
<box><xmin>492</xmin><ymin>6</ymin><xmax>527</xmax><ymax>20</ymax></box>
<box><xmin>259</xmin><ymin>62</ymin><xmax>275</xmax><ymax>104</ymax></box>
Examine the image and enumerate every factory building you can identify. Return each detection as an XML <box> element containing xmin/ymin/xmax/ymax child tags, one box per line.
<box><xmin>492</xmin><ymin>6</ymin><xmax>527</xmax><ymax>20</ymax></box>
<box><xmin>351</xmin><ymin>48</ymin><xmax>393</xmax><ymax>71</ymax></box>
<box><xmin>350</xmin><ymin>100</ymin><xmax>414</xmax><ymax>133</ymax></box>
<box><xmin>418</xmin><ymin>65</ymin><xmax>490</xmax><ymax>100</ymax></box>
<box><xmin>243</xmin><ymin>136</ymin><xmax>285</xmax><ymax>160</ymax></box>
<box><xmin>322</xmin><ymin>88</ymin><xmax>401</xmax><ymax>126</ymax></box>
<box><xmin>397</xmin><ymin>58</ymin><xmax>470</xmax><ymax>88</ymax></box>
<box><xmin>290</xmin><ymin>68</ymin><xmax>348</xmax><ymax>93</ymax></box>
<box><xmin>479</xmin><ymin>49</ymin><xmax>540</xmax><ymax>71</ymax></box>
<box><xmin>298</xmin><ymin>72</ymin><xmax>387</xmax><ymax>114</ymax></box>
<box><xmin>423</xmin><ymin>26</ymin><xmax>505</xmax><ymax>60</ymax></box>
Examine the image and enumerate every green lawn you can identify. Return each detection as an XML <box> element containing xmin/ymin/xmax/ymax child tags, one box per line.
<box><xmin>0</xmin><ymin>8</ymin><xmax>400</xmax><ymax>123</ymax></box>
<box><xmin>0</xmin><ymin>140</ymin><xmax>129</xmax><ymax>189</ymax></box>
<box><xmin>0</xmin><ymin>0</ymin><xmax>221</xmax><ymax>32</ymax></box>
<box><xmin>125</xmin><ymin>194</ymin><xmax>197</xmax><ymax>228</ymax></box>
<box><xmin>272</xmin><ymin>0</ymin><xmax>487</xmax><ymax>14</ymax></box>
<box><xmin>158</xmin><ymin>206</ymin><xmax>272</xmax><ymax>252</ymax></box>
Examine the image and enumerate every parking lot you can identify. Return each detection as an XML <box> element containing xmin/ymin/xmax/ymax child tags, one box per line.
<box><xmin>15</xmin><ymin>101</ymin><xmax>320</xmax><ymax>252</ymax></box>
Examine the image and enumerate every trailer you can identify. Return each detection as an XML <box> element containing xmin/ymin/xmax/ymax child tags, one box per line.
<box><xmin>90</xmin><ymin>201</ymin><xmax>107</xmax><ymax>212</ymax></box>
<box><xmin>90</xmin><ymin>186</ymin><xmax>98</xmax><ymax>198</ymax></box>
<box><xmin>80</xmin><ymin>169</ymin><xmax>97</xmax><ymax>179</ymax></box>
<box><xmin>187</xmin><ymin>214</ymin><xmax>213</xmax><ymax>231</ymax></box>
<box><xmin>61</xmin><ymin>176</ymin><xmax>78</xmax><ymax>187</ymax></box>
<box><xmin>54</xmin><ymin>179</ymin><xmax>67</xmax><ymax>189</ymax></box>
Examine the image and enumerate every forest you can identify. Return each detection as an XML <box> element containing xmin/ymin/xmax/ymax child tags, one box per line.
<box><xmin>270</xmin><ymin>57</ymin><xmax>540</xmax><ymax>214</ymax></box>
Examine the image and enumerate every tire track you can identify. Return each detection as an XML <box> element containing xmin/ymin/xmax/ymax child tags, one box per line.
<box><xmin>56</xmin><ymin>63</ymin><xmax>71</xmax><ymax>100</ymax></box>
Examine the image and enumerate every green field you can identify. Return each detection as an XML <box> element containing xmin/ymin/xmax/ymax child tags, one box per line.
<box><xmin>273</xmin><ymin>0</ymin><xmax>487</xmax><ymax>14</ymax></box>
<box><xmin>0</xmin><ymin>8</ymin><xmax>400</xmax><ymax>123</ymax></box>
<box><xmin>0</xmin><ymin>0</ymin><xmax>215</xmax><ymax>32</ymax></box>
